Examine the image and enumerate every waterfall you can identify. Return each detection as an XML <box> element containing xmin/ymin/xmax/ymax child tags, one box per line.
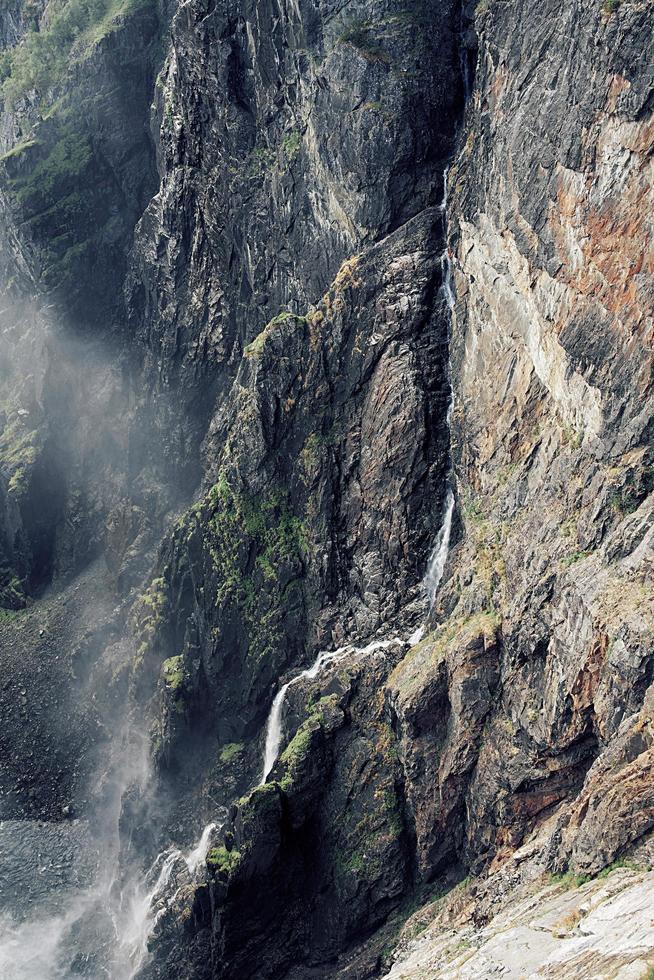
<box><xmin>184</xmin><ymin>821</ymin><xmax>218</xmax><ymax>876</ymax></box>
<box><xmin>114</xmin><ymin>818</ymin><xmax>221</xmax><ymax>978</ymax></box>
<box><xmin>260</xmin><ymin>637</ymin><xmax>401</xmax><ymax>784</ymax></box>
<box><xmin>439</xmin><ymin>166</ymin><xmax>449</xmax><ymax>213</ymax></box>
<box><xmin>423</xmin><ymin>247</ymin><xmax>456</xmax><ymax>611</ymax></box>
<box><xmin>260</xmin><ymin>649</ymin><xmax>347</xmax><ymax>783</ymax></box>
<box><xmin>424</xmin><ymin>488</ymin><xmax>455</xmax><ymax>608</ymax></box>
<box><xmin>259</xmin><ymin>223</ymin><xmax>459</xmax><ymax>781</ymax></box>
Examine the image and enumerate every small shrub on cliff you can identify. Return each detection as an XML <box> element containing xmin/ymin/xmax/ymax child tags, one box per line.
<box><xmin>550</xmin><ymin>870</ymin><xmax>590</xmax><ymax>889</ymax></box>
<box><xmin>162</xmin><ymin>655</ymin><xmax>184</xmax><ymax>690</ymax></box>
<box><xmin>602</xmin><ymin>0</ymin><xmax>620</xmax><ymax>13</ymax></box>
<box><xmin>207</xmin><ymin>845</ymin><xmax>241</xmax><ymax>877</ymax></box>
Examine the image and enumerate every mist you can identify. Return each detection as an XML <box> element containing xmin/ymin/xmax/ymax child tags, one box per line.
<box><xmin>0</xmin><ymin>282</ymin><xmax>219</xmax><ymax>978</ymax></box>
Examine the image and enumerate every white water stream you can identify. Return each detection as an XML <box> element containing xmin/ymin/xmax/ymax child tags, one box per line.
<box><xmin>259</xmin><ymin>215</ymin><xmax>458</xmax><ymax>786</ymax></box>
<box><xmin>0</xmin><ymin>168</ymin><xmax>458</xmax><ymax>980</ymax></box>
<box><xmin>260</xmin><ymin>638</ymin><xmax>400</xmax><ymax>783</ymax></box>
<box><xmin>0</xmin><ymin>748</ymin><xmax>220</xmax><ymax>980</ymax></box>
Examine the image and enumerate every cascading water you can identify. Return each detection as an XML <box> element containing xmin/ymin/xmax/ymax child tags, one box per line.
<box><xmin>261</xmin><ymin>649</ymin><xmax>347</xmax><ymax>783</ymax></box>
<box><xmin>0</xmin><ymin>717</ymin><xmax>221</xmax><ymax>980</ymax></box>
<box><xmin>424</xmin><ymin>486</ymin><xmax>455</xmax><ymax>608</ymax></box>
<box><xmin>424</xmin><ymin>245</ymin><xmax>456</xmax><ymax>608</ymax></box>
<box><xmin>260</xmin><ymin>176</ymin><xmax>458</xmax><ymax>783</ymax></box>
<box><xmin>260</xmin><ymin>637</ymin><xmax>401</xmax><ymax>783</ymax></box>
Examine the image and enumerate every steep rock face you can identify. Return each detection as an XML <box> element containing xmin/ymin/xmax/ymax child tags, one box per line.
<box><xmin>387</xmin><ymin>0</ymin><xmax>654</xmax><ymax>897</ymax></box>
<box><xmin>181</xmin><ymin>0</ymin><xmax>654</xmax><ymax>971</ymax></box>
<box><xmin>143</xmin><ymin>211</ymin><xmax>450</xmax><ymax>776</ymax></box>
<box><xmin>1</xmin><ymin>0</ymin><xmax>653</xmax><ymax>976</ymax></box>
<box><xmin>0</xmin><ymin>0</ymin><xmax>162</xmax><ymax>609</ymax></box>
<box><xmin>128</xmin><ymin>0</ymin><xmax>462</xmax><ymax>481</ymax></box>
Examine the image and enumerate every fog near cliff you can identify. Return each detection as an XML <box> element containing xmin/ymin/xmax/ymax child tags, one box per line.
<box><xmin>0</xmin><ymin>296</ymin><xmax>184</xmax><ymax>979</ymax></box>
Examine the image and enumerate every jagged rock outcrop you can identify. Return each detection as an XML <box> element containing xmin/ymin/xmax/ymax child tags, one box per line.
<box><xmin>1</xmin><ymin>0</ymin><xmax>653</xmax><ymax>977</ymax></box>
<box><xmin>436</xmin><ymin>0</ymin><xmax>654</xmax><ymax>874</ymax></box>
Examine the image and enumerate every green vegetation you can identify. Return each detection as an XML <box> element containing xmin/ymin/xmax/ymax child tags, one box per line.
<box><xmin>0</xmin><ymin>413</ymin><xmax>40</xmax><ymax>498</ymax></box>
<box><xmin>244</xmin><ymin>312</ymin><xmax>307</xmax><ymax>357</ymax></box>
<box><xmin>245</xmin><ymin>144</ymin><xmax>276</xmax><ymax>180</ymax></box>
<box><xmin>282</xmin><ymin>130</ymin><xmax>302</xmax><ymax>161</ymax></box>
<box><xmin>8</xmin><ymin>127</ymin><xmax>92</xmax><ymax>210</ymax></box>
<box><xmin>389</xmin><ymin>611</ymin><xmax>501</xmax><ymax>700</ymax></box>
<box><xmin>462</xmin><ymin>494</ymin><xmax>484</xmax><ymax>524</ymax></box>
<box><xmin>0</xmin><ymin>0</ymin><xmax>153</xmax><ymax>107</ymax></box>
<box><xmin>597</xmin><ymin>856</ymin><xmax>641</xmax><ymax>878</ymax></box>
<box><xmin>0</xmin><ymin>114</ymin><xmax>98</xmax><ymax>291</ymax></box>
<box><xmin>219</xmin><ymin>742</ymin><xmax>244</xmax><ymax>764</ymax></box>
<box><xmin>0</xmin><ymin>608</ymin><xmax>20</xmax><ymax>624</ymax></box>
<box><xmin>602</xmin><ymin>0</ymin><xmax>620</xmax><ymax>12</ymax></box>
<box><xmin>162</xmin><ymin>655</ymin><xmax>184</xmax><ymax>690</ymax></box>
<box><xmin>561</xmin><ymin>424</ymin><xmax>584</xmax><ymax>450</ymax></box>
<box><xmin>278</xmin><ymin>693</ymin><xmax>339</xmax><ymax>792</ymax></box>
<box><xmin>206</xmin><ymin>845</ymin><xmax>241</xmax><ymax>876</ymax></box>
<box><xmin>608</xmin><ymin>487</ymin><xmax>639</xmax><ymax>516</ymax></box>
<box><xmin>279</xmin><ymin>722</ymin><xmax>316</xmax><ymax>791</ymax></box>
<box><xmin>550</xmin><ymin>870</ymin><xmax>591</xmax><ymax>889</ymax></box>
<box><xmin>194</xmin><ymin>475</ymin><xmax>308</xmax><ymax>668</ymax></box>
<box><xmin>561</xmin><ymin>550</ymin><xmax>592</xmax><ymax>568</ymax></box>
<box><xmin>132</xmin><ymin>576</ymin><xmax>168</xmax><ymax>661</ymax></box>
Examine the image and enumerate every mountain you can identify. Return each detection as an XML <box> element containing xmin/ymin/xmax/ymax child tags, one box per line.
<box><xmin>0</xmin><ymin>0</ymin><xmax>653</xmax><ymax>978</ymax></box>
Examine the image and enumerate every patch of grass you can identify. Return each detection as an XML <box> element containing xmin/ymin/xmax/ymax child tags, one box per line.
<box><xmin>561</xmin><ymin>550</ymin><xmax>592</xmax><ymax>568</ymax></box>
<box><xmin>131</xmin><ymin>577</ymin><xmax>168</xmax><ymax>661</ymax></box>
<box><xmin>550</xmin><ymin>870</ymin><xmax>590</xmax><ymax>889</ymax></box>
<box><xmin>389</xmin><ymin>611</ymin><xmax>500</xmax><ymax>700</ymax></box>
<box><xmin>244</xmin><ymin>312</ymin><xmax>307</xmax><ymax>357</ymax></box>
<box><xmin>337</xmin><ymin>17</ymin><xmax>392</xmax><ymax>64</ymax></box>
<box><xmin>0</xmin><ymin>0</ymin><xmax>154</xmax><ymax>107</ymax></box>
<box><xmin>597</xmin><ymin>856</ymin><xmax>641</xmax><ymax>878</ymax></box>
<box><xmin>561</xmin><ymin>423</ymin><xmax>584</xmax><ymax>450</ymax></box>
<box><xmin>219</xmin><ymin>742</ymin><xmax>244</xmax><ymax>764</ymax></box>
<box><xmin>282</xmin><ymin>129</ymin><xmax>302</xmax><ymax>160</ymax></box>
<box><xmin>8</xmin><ymin>128</ymin><xmax>92</xmax><ymax>209</ymax></box>
<box><xmin>245</xmin><ymin>144</ymin><xmax>276</xmax><ymax>180</ymax></box>
<box><xmin>196</xmin><ymin>477</ymin><xmax>309</xmax><ymax>669</ymax></box>
<box><xmin>608</xmin><ymin>488</ymin><xmax>639</xmax><ymax>516</ymax></box>
<box><xmin>602</xmin><ymin>0</ymin><xmax>620</xmax><ymax>13</ymax></box>
<box><xmin>278</xmin><ymin>694</ymin><xmax>340</xmax><ymax>792</ymax></box>
<box><xmin>0</xmin><ymin>414</ymin><xmax>40</xmax><ymax>498</ymax></box>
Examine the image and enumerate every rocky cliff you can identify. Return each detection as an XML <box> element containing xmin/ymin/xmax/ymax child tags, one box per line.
<box><xmin>0</xmin><ymin>0</ymin><xmax>653</xmax><ymax>978</ymax></box>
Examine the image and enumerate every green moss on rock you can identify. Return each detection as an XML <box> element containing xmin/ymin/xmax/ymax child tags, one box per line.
<box><xmin>220</xmin><ymin>742</ymin><xmax>244</xmax><ymax>764</ymax></box>
<box><xmin>244</xmin><ymin>312</ymin><xmax>307</xmax><ymax>357</ymax></box>
<box><xmin>0</xmin><ymin>0</ymin><xmax>155</xmax><ymax>107</ymax></box>
<box><xmin>162</xmin><ymin>654</ymin><xmax>184</xmax><ymax>690</ymax></box>
<box><xmin>207</xmin><ymin>845</ymin><xmax>242</xmax><ymax>876</ymax></box>
<box><xmin>195</xmin><ymin>476</ymin><xmax>308</xmax><ymax>669</ymax></box>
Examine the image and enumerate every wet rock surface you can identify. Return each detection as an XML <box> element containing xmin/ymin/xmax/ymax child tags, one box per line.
<box><xmin>0</xmin><ymin>0</ymin><xmax>653</xmax><ymax>977</ymax></box>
